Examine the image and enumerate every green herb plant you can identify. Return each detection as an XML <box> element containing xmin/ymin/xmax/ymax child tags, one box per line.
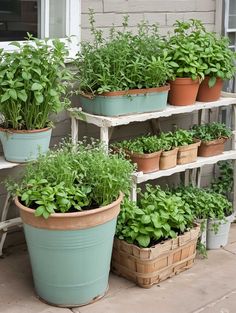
<box><xmin>7</xmin><ymin>140</ymin><xmax>134</xmax><ymax>218</ymax></box>
<box><xmin>75</xmin><ymin>10</ymin><xmax>173</xmax><ymax>95</ymax></box>
<box><xmin>191</xmin><ymin>122</ymin><xmax>232</xmax><ymax>142</ymax></box>
<box><xmin>211</xmin><ymin>160</ymin><xmax>233</xmax><ymax>195</ymax></box>
<box><xmin>116</xmin><ymin>184</ymin><xmax>194</xmax><ymax>248</ymax></box>
<box><xmin>0</xmin><ymin>34</ymin><xmax>72</xmax><ymax>130</ymax></box>
<box><xmin>172</xmin><ymin>129</ymin><xmax>194</xmax><ymax>147</ymax></box>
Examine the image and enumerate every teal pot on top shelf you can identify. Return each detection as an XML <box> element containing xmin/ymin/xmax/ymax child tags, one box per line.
<box><xmin>15</xmin><ymin>193</ymin><xmax>123</xmax><ymax>307</ymax></box>
<box><xmin>0</xmin><ymin>127</ymin><xmax>52</xmax><ymax>163</ymax></box>
<box><xmin>79</xmin><ymin>85</ymin><xmax>170</xmax><ymax>117</ymax></box>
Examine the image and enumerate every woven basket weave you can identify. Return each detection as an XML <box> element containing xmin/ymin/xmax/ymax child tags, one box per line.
<box><xmin>112</xmin><ymin>224</ymin><xmax>200</xmax><ymax>288</ymax></box>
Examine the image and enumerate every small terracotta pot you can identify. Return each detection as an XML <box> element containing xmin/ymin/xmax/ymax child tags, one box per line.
<box><xmin>168</xmin><ymin>78</ymin><xmax>200</xmax><ymax>106</ymax></box>
<box><xmin>197</xmin><ymin>77</ymin><xmax>223</xmax><ymax>102</ymax></box>
<box><xmin>198</xmin><ymin>137</ymin><xmax>227</xmax><ymax>157</ymax></box>
<box><xmin>128</xmin><ymin>150</ymin><xmax>162</xmax><ymax>173</ymax></box>
<box><xmin>177</xmin><ymin>140</ymin><xmax>201</xmax><ymax>165</ymax></box>
<box><xmin>159</xmin><ymin>148</ymin><xmax>178</xmax><ymax>170</ymax></box>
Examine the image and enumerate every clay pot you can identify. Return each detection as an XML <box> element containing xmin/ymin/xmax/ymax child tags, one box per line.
<box><xmin>198</xmin><ymin>137</ymin><xmax>227</xmax><ymax>157</ymax></box>
<box><xmin>168</xmin><ymin>78</ymin><xmax>200</xmax><ymax>106</ymax></box>
<box><xmin>159</xmin><ymin>148</ymin><xmax>178</xmax><ymax>170</ymax></box>
<box><xmin>197</xmin><ymin>77</ymin><xmax>223</xmax><ymax>102</ymax></box>
<box><xmin>128</xmin><ymin>150</ymin><xmax>162</xmax><ymax>173</ymax></box>
<box><xmin>177</xmin><ymin>140</ymin><xmax>201</xmax><ymax>165</ymax></box>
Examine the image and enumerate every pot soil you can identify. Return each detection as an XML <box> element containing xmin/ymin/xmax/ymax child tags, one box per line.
<box><xmin>128</xmin><ymin>150</ymin><xmax>162</xmax><ymax>173</ymax></box>
<box><xmin>197</xmin><ymin>77</ymin><xmax>223</xmax><ymax>102</ymax></box>
<box><xmin>0</xmin><ymin>127</ymin><xmax>52</xmax><ymax>163</ymax></box>
<box><xmin>168</xmin><ymin>78</ymin><xmax>200</xmax><ymax>106</ymax></box>
<box><xmin>112</xmin><ymin>224</ymin><xmax>200</xmax><ymax>288</ymax></box>
<box><xmin>197</xmin><ymin>137</ymin><xmax>227</xmax><ymax>157</ymax></box>
<box><xmin>79</xmin><ymin>85</ymin><xmax>170</xmax><ymax>116</ymax></box>
<box><xmin>15</xmin><ymin>193</ymin><xmax>123</xmax><ymax>307</ymax></box>
<box><xmin>159</xmin><ymin>148</ymin><xmax>178</xmax><ymax>170</ymax></box>
<box><xmin>177</xmin><ymin>140</ymin><xmax>201</xmax><ymax>165</ymax></box>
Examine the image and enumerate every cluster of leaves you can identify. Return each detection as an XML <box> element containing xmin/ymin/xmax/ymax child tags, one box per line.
<box><xmin>116</xmin><ymin>184</ymin><xmax>194</xmax><ymax>248</ymax></box>
<box><xmin>167</xmin><ymin>19</ymin><xmax>236</xmax><ymax>84</ymax></box>
<box><xmin>113</xmin><ymin>129</ymin><xmax>194</xmax><ymax>154</ymax></box>
<box><xmin>191</xmin><ymin>122</ymin><xmax>232</xmax><ymax>142</ymax></box>
<box><xmin>211</xmin><ymin>160</ymin><xmax>233</xmax><ymax>195</ymax></box>
<box><xmin>7</xmin><ymin>140</ymin><xmax>134</xmax><ymax>218</ymax></box>
<box><xmin>0</xmin><ymin>35</ymin><xmax>72</xmax><ymax>130</ymax></box>
<box><xmin>75</xmin><ymin>10</ymin><xmax>173</xmax><ymax>95</ymax></box>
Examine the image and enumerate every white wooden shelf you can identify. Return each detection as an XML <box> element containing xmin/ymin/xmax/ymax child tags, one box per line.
<box><xmin>0</xmin><ymin>156</ymin><xmax>18</xmax><ymax>170</ymax></box>
<box><xmin>133</xmin><ymin>150</ymin><xmax>236</xmax><ymax>183</ymax></box>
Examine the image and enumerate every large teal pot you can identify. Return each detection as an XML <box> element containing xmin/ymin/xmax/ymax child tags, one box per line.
<box><xmin>0</xmin><ymin>127</ymin><xmax>52</xmax><ymax>163</ymax></box>
<box><xmin>15</xmin><ymin>194</ymin><xmax>123</xmax><ymax>307</ymax></box>
<box><xmin>79</xmin><ymin>85</ymin><xmax>170</xmax><ymax>116</ymax></box>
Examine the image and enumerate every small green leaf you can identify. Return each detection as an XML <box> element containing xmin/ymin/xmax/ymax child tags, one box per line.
<box><xmin>31</xmin><ymin>83</ymin><xmax>43</xmax><ymax>91</ymax></box>
<box><xmin>136</xmin><ymin>235</ymin><xmax>150</xmax><ymax>248</ymax></box>
<box><xmin>208</xmin><ymin>76</ymin><xmax>217</xmax><ymax>88</ymax></box>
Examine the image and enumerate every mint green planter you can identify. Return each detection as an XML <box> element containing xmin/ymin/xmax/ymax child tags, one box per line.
<box><xmin>0</xmin><ymin>127</ymin><xmax>52</xmax><ymax>163</ymax></box>
<box><xmin>79</xmin><ymin>85</ymin><xmax>169</xmax><ymax>116</ymax></box>
<box><xmin>15</xmin><ymin>194</ymin><xmax>122</xmax><ymax>307</ymax></box>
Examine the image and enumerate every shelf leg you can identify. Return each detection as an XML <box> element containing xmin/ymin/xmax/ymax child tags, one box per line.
<box><xmin>0</xmin><ymin>193</ymin><xmax>11</xmax><ymax>256</ymax></box>
<box><xmin>232</xmin><ymin>104</ymin><xmax>236</xmax><ymax>215</ymax></box>
<box><xmin>130</xmin><ymin>183</ymin><xmax>137</xmax><ymax>202</ymax></box>
<box><xmin>100</xmin><ymin>127</ymin><xmax>109</xmax><ymax>153</ymax></box>
<box><xmin>71</xmin><ymin>117</ymin><xmax>79</xmax><ymax>145</ymax></box>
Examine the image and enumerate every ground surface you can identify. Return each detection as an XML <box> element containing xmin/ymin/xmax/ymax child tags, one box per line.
<box><xmin>1</xmin><ymin>224</ymin><xmax>236</xmax><ymax>313</ymax></box>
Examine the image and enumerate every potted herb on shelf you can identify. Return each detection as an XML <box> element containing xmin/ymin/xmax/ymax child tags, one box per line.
<box><xmin>166</xmin><ymin>19</ymin><xmax>205</xmax><ymax>106</ymax></box>
<box><xmin>159</xmin><ymin>131</ymin><xmax>179</xmax><ymax>170</ymax></box>
<box><xmin>113</xmin><ymin>135</ymin><xmax>163</xmax><ymax>173</ymax></box>
<box><xmin>172</xmin><ymin>129</ymin><xmax>201</xmax><ymax>164</ymax></box>
<box><xmin>191</xmin><ymin>122</ymin><xmax>232</xmax><ymax>157</ymax></box>
<box><xmin>0</xmin><ymin>35</ymin><xmax>72</xmax><ymax>163</ymax></box>
<box><xmin>74</xmin><ymin>11</ymin><xmax>173</xmax><ymax>116</ymax></box>
<box><xmin>112</xmin><ymin>185</ymin><xmax>200</xmax><ymax>288</ymax></box>
<box><xmin>7</xmin><ymin>141</ymin><xmax>134</xmax><ymax>306</ymax></box>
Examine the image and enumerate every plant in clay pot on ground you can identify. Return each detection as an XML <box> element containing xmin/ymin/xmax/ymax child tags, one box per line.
<box><xmin>74</xmin><ymin>10</ymin><xmax>173</xmax><ymax>116</ymax></box>
<box><xmin>0</xmin><ymin>35</ymin><xmax>72</xmax><ymax>162</ymax></box>
<box><xmin>6</xmin><ymin>140</ymin><xmax>134</xmax><ymax>306</ymax></box>
<box><xmin>191</xmin><ymin>122</ymin><xmax>232</xmax><ymax>157</ymax></box>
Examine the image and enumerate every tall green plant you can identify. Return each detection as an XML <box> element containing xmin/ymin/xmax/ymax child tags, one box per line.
<box><xmin>0</xmin><ymin>35</ymin><xmax>72</xmax><ymax>130</ymax></box>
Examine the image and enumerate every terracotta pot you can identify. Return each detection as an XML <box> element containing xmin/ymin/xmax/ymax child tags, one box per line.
<box><xmin>168</xmin><ymin>78</ymin><xmax>200</xmax><ymax>106</ymax></box>
<box><xmin>198</xmin><ymin>137</ymin><xmax>227</xmax><ymax>157</ymax></box>
<box><xmin>159</xmin><ymin>148</ymin><xmax>178</xmax><ymax>170</ymax></box>
<box><xmin>197</xmin><ymin>77</ymin><xmax>223</xmax><ymax>102</ymax></box>
<box><xmin>177</xmin><ymin>140</ymin><xmax>201</xmax><ymax>165</ymax></box>
<box><xmin>128</xmin><ymin>150</ymin><xmax>162</xmax><ymax>173</ymax></box>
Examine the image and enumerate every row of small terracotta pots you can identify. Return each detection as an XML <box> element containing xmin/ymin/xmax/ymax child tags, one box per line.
<box><xmin>169</xmin><ymin>76</ymin><xmax>223</xmax><ymax>106</ymax></box>
<box><xmin>128</xmin><ymin>137</ymin><xmax>227</xmax><ymax>174</ymax></box>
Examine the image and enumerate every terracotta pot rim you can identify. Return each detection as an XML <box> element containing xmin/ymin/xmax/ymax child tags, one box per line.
<box><xmin>169</xmin><ymin>78</ymin><xmax>200</xmax><ymax>85</ymax></box>
<box><xmin>178</xmin><ymin>139</ymin><xmax>201</xmax><ymax>151</ymax></box>
<box><xmin>199</xmin><ymin>137</ymin><xmax>228</xmax><ymax>146</ymax></box>
<box><xmin>0</xmin><ymin>127</ymin><xmax>52</xmax><ymax>134</ymax></box>
<box><xmin>80</xmin><ymin>84</ymin><xmax>170</xmax><ymax>98</ymax></box>
<box><xmin>128</xmin><ymin>150</ymin><xmax>162</xmax><ymax>158</ymax></box>
<box><xmin>161</xmin><ymin>147</ymin><xmax>179</xmax><ymax>156</ymax></box>
<box><xmin>15</xmin><ymin>192</ymin><xmax>123</xmax><ymax>219</ymax></box>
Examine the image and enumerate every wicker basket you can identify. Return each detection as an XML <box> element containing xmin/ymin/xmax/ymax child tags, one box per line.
<box><xmin>112</xmin><ymin>224</ymin><xmax>200</xmax><ymax>288</ymax></box>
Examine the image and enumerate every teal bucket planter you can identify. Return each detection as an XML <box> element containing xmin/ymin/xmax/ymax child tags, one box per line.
<box><xmin>0</xmin><ymin>127</ymin><xmax>52</xmax><ymax>163</ymax></box>
<box><xmin>15</xmin><ymin>194</ymin><xmax>123</xmax><ymax>307</ymax></box>
<box><xmin>79</xmin><ymin>85</ymin><xmax>170</xmax><ymax>117</ymax></box>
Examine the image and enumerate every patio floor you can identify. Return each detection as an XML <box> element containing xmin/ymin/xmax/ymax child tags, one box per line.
<box><xmin>1</xmin><ymin>224</ymin><xmax>236</xmax><ymax>313</ymax></box>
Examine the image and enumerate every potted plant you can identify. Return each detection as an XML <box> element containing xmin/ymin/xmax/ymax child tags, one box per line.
<box><xmin>211</xmin><ymin>160</ymin><xmax>233</xmax><ymax>201</ymax></box>
<box><xmin>158</xmin><ymin>131</ymin><xmax>179</xmax><ymax>170</ymax></box>
<box><xmin>6</xmin><ymin>140</ymin><xmax>134</xmax><ymax>306</ymax></box>
<box><xmin>191</xmin><ymin>122</ymin><xmax>232</xmax><ymax>157</ymax></box>
<box><xmin>0</xmin><ymin>35</ymin><xmax>72</xmax><ymax>163</ymax></box>
<box><xmin>172</xmin><ymin>129</ymin><xmax>201</xmax><ymax>164</ymax></box>
<box><xmin>74</xmin><ymin>11</ymin><xmax>173</xmax><ymax>116</ymax></box>
<box><xmin>113</xmin><ymin>135</ymin><xmax>163</xmax><ymax>173</ymax></box>
<box><xmin>166</xmin><ymin>19</ymin><xmax>205</xmax><ymax>106</ymax></box>
<box><xmin>112</xmin><ymin>184</ymin><xmax>200</xmax><ymax>288</ymax></box>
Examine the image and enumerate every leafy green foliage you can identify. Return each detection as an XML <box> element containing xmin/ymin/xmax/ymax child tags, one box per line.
<box><xmin>172</xmin><ymin>129</ymin><xmax>194</xmax><ymax>146</ymax></box>
<box><xmin>116</xmin><ymin>185</ymin><xmax>194</xmax><ymax>248</ymax></box>
<box><xmin>6</xmin><ymin>140</ymin><xmax>134</xmax><ymax>218</ymax></box>
<box><xmin>74</xmin><ymin>11</ymin><xmax>173</xmax><ymax>95</ymax></box>
<box><xmin>211</xmin><ymin>161</ymin><xmax>233</xmax><ymax>195</ymax></box>
<box><xmin>191</xmin><ymin>123</ymin><xmax>232</xmax><ymax>142</ymax></box>
<box><xmin>0</xmin><ymin>34</ymin><xmax>72</xmax><ymax>130</ymax></box>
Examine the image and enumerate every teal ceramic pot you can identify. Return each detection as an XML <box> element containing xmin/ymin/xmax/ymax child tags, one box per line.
<box><xmin>0</xmin><ymin>127</ymin><xmax>52</xmax><ymax>163</ymax></box>
<box><xmin>15</xmin><ymin>193</ymin><xmax>123</xmax><ymax>307</ymax></box>
<box><xmin>79</xmin><ymin>85</ymin><xmax>170</xmax><ymax>116</ymax></box>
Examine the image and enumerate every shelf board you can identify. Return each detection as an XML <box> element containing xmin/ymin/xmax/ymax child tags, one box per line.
<box><xmin>68</xmin><ymin>97</ymin><xmax>236</xmax><ymax>128</ymax></box>
<box><xmin>133</xmin><ymin>150</ymin><xmax>236</xmax><ymax>184</ymax></box>
<box><xmin>0</xmin><ymin>157</ymin><xmax>18</xmax><ymax>170</ymax></box>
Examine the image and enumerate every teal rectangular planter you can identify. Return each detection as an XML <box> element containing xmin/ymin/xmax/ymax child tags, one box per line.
<box><xmin>24</xmin><ymin>219</ymin><xmax>117</xmax><ymax>307</ymax></box>
<box><xmin>79</xmin><ymin>85</ymin><xmax>169</xmax><ymax>116</ymax></box>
